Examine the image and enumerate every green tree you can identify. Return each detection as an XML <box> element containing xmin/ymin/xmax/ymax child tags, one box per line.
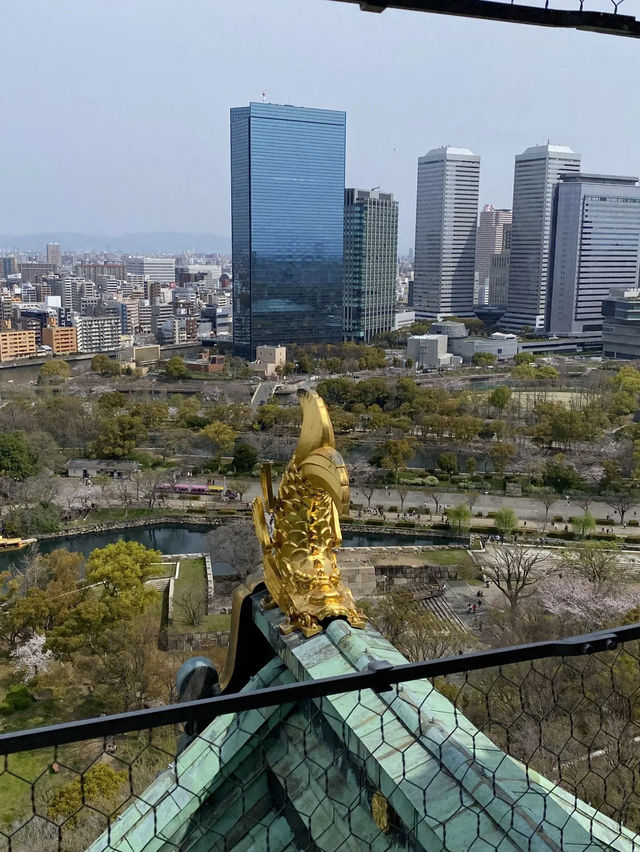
<box><xmin>471</xmin><ymin>352</ymin><xmax>497</xmax><ymax>366</ymax></box>
<box><xmin>447</xmin><ymin>503</ymin><xmax>472</xmax><ymax>533</ymax></box>
<box><xmin>0</xmin><ymin>432</ymin><xmax>40</xmax><ymax>480</ymax></box>
<box><xmin>233</xmin><ymin>442</ymin><xmax>258</xmax><ymax>473</ymax></box>
<box><xmin>494</xmin><ymin>507</ymin><xmax>518</xmax><ymax>536</ymax></box>
<box><xmin>91</xmin><ymin>414</ymin><xmax>147</xmax><ymax>458</ymax></box>
<box><xmin>85</xmin><ymin>541</ymin><xmax>160</xmax><ymax>621</ymax></box>
<box><xmin>96</xmin><ymin>391</ymin><xmax>128</xmax><ymax>414</ymax></box>
<box><xmin>91</xmin><ymin>353</ymin><xmax>121</xmax><ymax>376</ymax></box>
<box><xmin>379</xmin><ymin>438</ymin><xmax>415</xmax><ymax>482</ymax></box>
<box><xmin>613</xmin><ymin>365</ymin><xmax>640</xmax><ymax>395</ymax></box>
<box><xmin>573</xmin><ymin>510</ymin><xmax>596</xmax><ymax>539</ymax></box>
<box><xmin>130</xmin><ymin>400</ymin><xmax>169</xmax><ymax>427</ymax></box>
<box><xmin>437</xmin><ymin>452</ymin><xmax>458</xmax><ymax>475</ymax></box>
<box><xmin>514</xmin><ymin>352</ymin><xmax>536</xmax><ymax>365</ymax></box>
<box><xmin>489</xmin><ymin>442</ymin><xmax>516</xmax><ymax>476</ymax></box>
<box><xmin>512</xmin><ymin>363</ymin><xmax>536</xmax><ymax>381</ymax></box>
<box><xmin>536</xmin><ymin>365</ymin><xmax>558</xmax><ymax>382</ymax></box>
<box><xmin>201</xmin><ymin>421</ymin><xmax>238</xmax><ymax>462</ymax></box>
<box><xmin>47</xmin><ymin>763</ymin><xmax>127</xmax><ymax>825</ymax></box>
<box><xmin>542</xmin><ymin>455</ymin><xmax>582</xmax><ymax>492</ymax></box>
<box><xmin>38</xmin><ymin>360</ymin><xmax>71</xmax><ymax>382</ymax></box>
<box><xmin>488</xmin><ymin>385</ymin><xmax>512</xmax><ymax>415</ymax></box>
<box><xmin>164</xmin><ymin>355</ymin><xmax>189</xmax><ymax>380</ymax></box>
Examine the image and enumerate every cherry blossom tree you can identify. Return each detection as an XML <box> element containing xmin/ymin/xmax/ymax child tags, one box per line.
<box><xmin>537</xmin><ymin>576</ymin><xmax>640</xmax><ymax>631</ymax></box>
<box><xmin>11</xmin><ymin>633</ymin><xmax>52</xmax><ymax>682</ymax></box>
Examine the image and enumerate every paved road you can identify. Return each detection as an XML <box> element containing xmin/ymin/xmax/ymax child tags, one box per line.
<box><xmin>53</xmin><ymin>473</ymin><xmax>640</xmax><ymax>529</ymax></box>
<box><xmin>349</xmin><ymin>487</ymin><xmax>637</xmax><ymax>525</ymax></box>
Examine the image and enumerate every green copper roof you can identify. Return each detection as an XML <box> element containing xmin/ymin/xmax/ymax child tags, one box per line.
<box><xmin>88</xmin><ymin>589</ymin><xmax>640</xmax><ymax>851</ymax></box>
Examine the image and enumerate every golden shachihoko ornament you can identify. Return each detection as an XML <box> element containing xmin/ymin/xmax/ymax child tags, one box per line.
<box><xmin>252</xmin><ymin>389</ymin><xmax>366</xmax><ymax>638</ymax></box>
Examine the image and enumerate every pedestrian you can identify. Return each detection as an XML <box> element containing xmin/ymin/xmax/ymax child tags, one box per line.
<box><xmin>472</xmin><ymin>604</ymin><xmax>476</xmax><ymax>614</ymax></box>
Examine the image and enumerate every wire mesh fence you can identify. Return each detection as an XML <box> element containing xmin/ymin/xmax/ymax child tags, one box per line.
<box><xmin>1</xmin><ymin>627</ymin><xmax>640</xmax><ymax>850</ymax></box>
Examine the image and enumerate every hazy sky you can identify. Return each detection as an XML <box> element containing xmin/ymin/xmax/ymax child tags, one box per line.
<box><xmin>1</xmin><ymin>0</ymin><xmax>638</xmax><ymax>252</ymax></box>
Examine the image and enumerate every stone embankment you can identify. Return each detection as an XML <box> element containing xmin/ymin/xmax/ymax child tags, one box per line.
<box><xmin>37</xmin><ymin>516</ymin><xmax>219</xmax><ymax>541</ymax></box>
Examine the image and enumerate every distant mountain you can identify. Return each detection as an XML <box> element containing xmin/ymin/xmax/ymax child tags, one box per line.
<box><xmin>0</xmin><ymin>231</ymin><xmax>231</xmax><ymax>255</ymax></box>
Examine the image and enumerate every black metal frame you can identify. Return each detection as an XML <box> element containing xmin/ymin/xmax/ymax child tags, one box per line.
<box><xmin>331</xmin><ymin>0</ymin><xmax>640</xmax><ymax>39</ymax></box>
<box><xmin>1</xmin><ymin>621</ymin><xmax>638</xmax><ymax>755</ymax></box>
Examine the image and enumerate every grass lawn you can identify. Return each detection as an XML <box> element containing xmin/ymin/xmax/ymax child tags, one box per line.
<box><xmin>169</xmin><ymin>558</ymin><xmax>231</xmax><ymax>635</ymax></box>
<box><xmin>420</xmin><ymin>548</ymin><xmax>477</xmax><ymax>579</ymax></box>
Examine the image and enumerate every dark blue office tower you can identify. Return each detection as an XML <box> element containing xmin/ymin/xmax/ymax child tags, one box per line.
<box><xmin>230</xmin><ymin>102</ymin><xmax>346</xmax><ymax>358</ymax></box>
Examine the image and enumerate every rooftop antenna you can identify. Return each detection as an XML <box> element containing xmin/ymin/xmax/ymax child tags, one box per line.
<box><xmin>262</xmin><ymin>90</ymin><xmax>267</xmax><ymax>102</ymax></box>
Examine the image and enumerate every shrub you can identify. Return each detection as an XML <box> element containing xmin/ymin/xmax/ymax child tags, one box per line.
<box><xmin>0</xmin><ymin>684</ymin><xmax>34</xmax><ymax>714</ymax></box>
<box><xmin>552</xmin><ymin>515</ymin><xmax>564</xmax><ymax>523</ymax></box>
<box><xmin>397</xmin><ymin>521</ymin><xmax>416</xmax><ymax>528</ymax></box>
<box><xmin>629</xmin><ymin>519</ymin><xmax>639</xmax><ymax>527</ymax></box>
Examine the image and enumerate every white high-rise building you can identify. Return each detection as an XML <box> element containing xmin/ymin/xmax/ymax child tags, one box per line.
<box><xmin>413</xmin><ymin>146</ymin><xmax>480</xmax><ymax>320</ymax></box>
<box><xmin>501</xmin><ymin>144</ymin><xmax>581</xmax><ymax>332</ymax></box>
<box><xmin>46</xmin><ymin>242</ymin><xmax>62</xmax><ymax>268</ymax></box>
<box><xmin>125</xmin><ymin>257</ymin><xmax>176</xmax><ymax>285</ymax></box>
<box><xmin>72</xmin><ymin>314</ymin><xmax>121</xmax><ymax>353</ymax></box>
<box><xmin>474</xmin><ymin>205</ymin><xmax>512</xmax><ymax>301</ymax></box>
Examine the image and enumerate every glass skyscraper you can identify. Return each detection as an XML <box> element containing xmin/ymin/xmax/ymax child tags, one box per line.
<box><xmin>548</xmin><ymin>174</ymin><xmax>640</xmax><ymax>335</ymax></box>
<box><xmin>343</xmin><ymin>188</ymin><xmax>398</xmax><ymax>343</ymax></box>
<box><xmin>230</xmin><ymin>102</ymin><xmax>346</xmax><ymax>358</ymax></box>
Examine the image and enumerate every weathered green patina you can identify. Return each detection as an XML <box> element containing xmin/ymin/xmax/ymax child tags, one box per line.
<box><xmin>87</xmin><ymin>587</ymin><xmax>640</xmax><ymax>851</ymax></box>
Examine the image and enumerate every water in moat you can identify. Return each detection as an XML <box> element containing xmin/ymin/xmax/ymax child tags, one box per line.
<box><xmin>0</xmin><ymin>524</ymin><xmax>457</xmax><ymax>574</ymax></box>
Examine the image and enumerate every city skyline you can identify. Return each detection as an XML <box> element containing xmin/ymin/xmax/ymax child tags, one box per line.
<box><xmin>1</xmin><ymin>0</ymin><xmax>639</xmax><ymax>253</ymax></box>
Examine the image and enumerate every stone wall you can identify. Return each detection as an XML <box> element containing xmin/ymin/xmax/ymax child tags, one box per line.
<box><xmin>165</xmin><ymin>631</ymin><xmax>230</xmax><ymax>652</ymax></box>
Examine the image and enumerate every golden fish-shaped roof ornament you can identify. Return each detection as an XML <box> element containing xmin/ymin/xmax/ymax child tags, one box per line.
<box><xmin>252</xmin><ymin>389</ymin><xmax>366</xmax><ymax>638</ymax></box>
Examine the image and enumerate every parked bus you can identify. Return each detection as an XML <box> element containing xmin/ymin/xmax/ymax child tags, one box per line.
<box><xmin>157</xmin><ymin>483</ymin><xmax>223</xmax><ymax>496</ymax></box>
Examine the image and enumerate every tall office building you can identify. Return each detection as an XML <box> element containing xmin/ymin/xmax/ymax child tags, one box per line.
<box><xmin>413</xmin><ymin>146</ymin><xmax>480</xmax><ymax>320</ymax></box>
<box><xmin>474</xmin><ymin>205</ymin><xmax>512</xmax><ymax>298</ymax></box>
<box><xmin>230</xmin><ymin>102</ymin><xmax>346</xmax><ymax>358</ymax></box>
<box><xmin>125</xmin><ymin>257</ymin><xmax>175</xmax><ymax>285</ymax></box>
<box><xmin>343</xmin><ymin>188</ymin><xmax>398</xmax><ymax>343</ymax></box>
<box><xmin>548</xmin><ymin>173</ymin><xmax>640</xmax><ymax>335</ymax></box>
<box><xmin>488</xmin><ymin>223</ymin><xmax>512</xmax><ymax>306</ymax></box>
<box><xmin>46</xmin><ymin>242</ymin><xmax>62</xmax><ymax>269</ymax></box>
<box><xmin>501</xmin><ymin>144</ymin><xmax>581</xmax><ymax>332</ymax></box>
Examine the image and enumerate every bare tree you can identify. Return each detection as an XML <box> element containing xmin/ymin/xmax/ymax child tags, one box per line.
<box><xmin>424</xmin><ymin>487</ymin><xmax>442</xmax><ymax>515</ymax></box>
<box><xmin>559</xmin><ymin>541</ymin><xmax>628</xmax><ymax>593</ymax></box>
<box><xmin>605</xmin><ymin>490</ymin><xmax>637</xmax><ymax>526</ymax></box>
<box><xmin>133</xmin><ymin>469</ymin><xmax>167</xmax><ymax>509</ymax></box>
<box><xmin>208</xmin><ymin>520</ymin><xmax>262</xmax><ymax>579</ymax></box>
<box><xmin>481</xmin><ymin>544</ymin><xmax>550</xmax><ymax>612</ymax></box>
<box><xmin>395</xmin><ymin>484</ymin><xmax>410</xmax><ymax>513</ymax></box>
<box><xmin>536</xmin><ymin>489</ymin><xmax>556</xmax><ymax>532</ymax></box>
<box><xmin>572</xmin><ymin>492</ymin><xmax>593</xmax><ymax>514</ymax></box>
<box><xmin>229</xmin><ymin>479</ymin><xmax>249</xmax><ymax>502</ymax></box>
<box><xmin>465</xmin><ymin>490</ymin><xmax>481</xmax><ymax>513</ymax></box>
<box><xmin>351</xmin><ymin>463</ymin><xmax>377</xmax><ymax>510</ymax></box>
<box><xmin>175</xmin><ymin>591</ymin><xmax>204</xmax><ymax>626</ymax></box>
